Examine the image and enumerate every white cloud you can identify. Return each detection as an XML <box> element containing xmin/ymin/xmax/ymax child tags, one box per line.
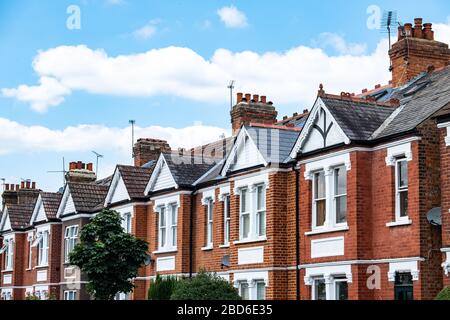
<box><xmin>3</xmin><ymin>18</ymin><xmax>450</xmax><ymax>113</ymax></box>
<box><xmin>217</xmin><ymin>5</ymin><xmax>248</xmax><ymax>28</ymax></box>
<box><xmin>0</xmin><ymin>117</ymin><xmax>229</xmax><ymax>156</ymax></box>
<box><xmin>313</xmin><ymin>32</ymin><xmax>367</xmax><ymax>55</ymax></box>
<box><xmin>132</xmin><ymin>20</ymin><xmax>160</xmax><ymax>40</ymax></box>
<box><xmin>434</xmin><ymin>17</ymin><xmax>450</xmax><ymax>45</ymax></box>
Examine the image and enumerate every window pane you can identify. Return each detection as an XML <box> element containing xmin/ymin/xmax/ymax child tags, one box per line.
<box><xmin>399</xmin><ymin>191</ymin><xmax>408</xmax><ymax>217</ymax></box>
<box><xmin>257</xmin><ymin>211</ymin><xmax>266</xmax><ymax>236</ymax></box>
<box><xmin>171</xmin><ymin>205</ymin><xmax>177</xmax><ymax>224</ymax></box>
<box><xmin>225</xmin><ymin>195</ymin><xmax>230</xmax><ymax>219</ymax></box>
<box><xmin>242</xmin><ymin>214</ymin><xmax>250</xmax><ymax>238</ymax></box>
<box><xmin>315</xmin><ymin>199</ymin><xmax>326</xmax><ymax>226</ymax></box>
<box><xmin>314</xmin><ymin>279</ymin><xmax>326</xmax><ymax>300</ymax></box>
<box><xmin>241</xmin><ymin>189</ymin><xmax>248</xmax><ymax>212</ymax></box>
<box><xmin>240</xmin><ymin>283</ymin><xmax>249</xmax><ymax>300</ymax></box>
<box><xmin>314</xmin><ymin>172</ymin><xmax>325</xmax><ymax>199</ymax></box>
<box><xmin>334</xmin><ymin>166</ymin><xmax>346</xmax><ymax>195</ymax></box>
<box><xmin>398</xmin><ymin>160</ymin><xmax>408</xmax><ymax>188</ymax></box>
<box><xmin>256</xmin><ymin>282</ymin><xmax>266</xmax><ymax>300</ymax></box>
<box><xmin>336</xmin><ymin>195</ymin><xmax>347</xmax><ymax>224</ymax></box>
<box><xmin>172</xmin><ymin>226</ymin><xmax>177</xmax><ymax>247</ymax></box>
<box><xmin>160</xmin><ymin>208</ymin><xmax>166</xmax><ymax>227</ymax></box>
<box><xmin>160</xmin><ymin>229</ymin><xmax>166</xmax><ymax>247</ymax></box>
<box><xmin>257</xmin><ymin>186</ymin><xmax>265</xmax><ymax>210</ymax></box>
<box><xmin>335</xmin><ymin>281</ymin><xmax>348</xmax><ymax>300</ymax></box>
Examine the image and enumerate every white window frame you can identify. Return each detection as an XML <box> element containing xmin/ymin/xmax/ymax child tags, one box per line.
<box><xmin>170</xmin><ymin>203</ymin><xmax>178</xmax><ymax>248</ymax></box>
<box><xmin>255</xmin><ymin>185</ymin><xmax>266</xmax><ymax>237</ymax></box>
<box><xmin>122</xmin><ymin>212</ymin><xmax>132</xmax><ymax>234</ymax></box>
<box><xmin>28</xmin><ymin>236</ymin><xmax>33</xmax><ymax>270</ymax></box>
<box><xmin>255</xmin><ymin>280</ymin><xmax>266</xmax><ymax>300</ymax></box>
<box><xmin>4</xmin><ymin>239</ymin><xmax>14</xmax><ymax>271</ymax></box>
<box><xmin>1</xmin><ymin>290</ymin><xmax>13</xmax><ymax>300</ymax></box>
<box><xmin>311</xmin><ymin>275</ymin><xmax>349</xmax><ymax>300</ymax></box>
<box><xmin>223</xmin><ymin>194</ymin><xmax>231</xmax><ymax>245</ymax></box>
<box><xmin>238</xmin><ymin>280</ymin><xmax>267</xmax><ymax>300</ymax></box>
<box><xmin>238</xmin><ymin>281</ymin><xmax>250</xmax><ymax>300</ymax></box>
<box><xmin>237</xmin><ymin>184</ymin><xmax>267</xmax><ymax>242</ymax></box>
<box><xmin>205</xmin><ymin>198</ymin><xmax>214</xmax><ymax>247</ymax></box>
<box><xmin>311</xmin><ymin>165</ymin><xmax>348</xmax><ymax>232</ymax></box>
<box><xmin>37</xmin><ymin>231</ymin><xmax>49</xmax><ymax>267</ymax></box>
<box><xmin>395</xmin><ymin>157</ymin><xmax>409</xmax><ymax>222</ymax></box>
<box><xmin>64</xmin><ymin>290</ymin><xmax>77</xmax><ymax>300</ymax></box>
<box><xmin>64</xmin><ymin>225</ymin><xmax>78</xmax><ymax>263</ymax></box>
<box><xmin>157</xmin><ymin>203</ymin><xmax>178</xmax><ymax>252</ymax></box>
<box><xmin>332</xmin><ymin>165</ymin><xmax>347</xmax><ymax>225</ymax></box>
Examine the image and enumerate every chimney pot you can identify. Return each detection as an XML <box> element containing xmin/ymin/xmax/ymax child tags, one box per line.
<box><xmin>5</xmin><ymin>184</ymin><xmax>9</xmax><ymax>191</ymax></box>
<box><xmin>260</xmin><ymin>96</ymin><xmax>267</xmax><ymax>104</ymax></box>
<box><xmin>267</xmin><ymin>101</ymin><xmax>273</xmax><ymax>105</ymax></box>
<box><xmin>362</xmin><ymin>88</ymin><xmax>368</xmax><ymax>93</ymax></box>
<box><xmin>413</xmin><ymin>18</ymin><xmax>423</xmax><ymax>38</ymax></box>
<box><xmin>293</xmin><ymin>112</ymin><xmax>298</xmax><ymax>117</ymax></box>
<box><xmin>16</xmin><ymin>184</ymin><xmax>20</xmax><ymax>191</ymax></box>
<box><xmin>245</xmin><ymin>93</ymin><xmax>251</xmax><ymax>102</ymax></box>
<box><xmin>375</xmin><ymin>84</ymin><xmax>381</xmax><ymax>89</ymax></box>
<box><xmin>283</xmin><ymin>116</ymin><xmax>288</xmax><ymax>120</ymax></box>
<box><xmin>31</xmin><ymin>182</ymin><xmax>36</xmax><ymax>189</ymax></box>
<box><xmin>237</xmin><ymin>92</ymin><xmax>243</xmax><ymax>103</ymax></box>
<box><xmin>404</xmin><ymin>23</ymin><xmax>413</xmax><ymax>37</ymax></box>
<box><xmin>87</xmin><ymin>163</ymin><xmax>93</xmax><ymax>171</ymax></box>
<box><xmin>77</xmin><ymin>161</ymin><xmax>82</xmax><ymax>170</ymax></box>
<box><xmin>423</xmin><ymin>23</ymin><xmax>434</xmax><ymax>40</ymax></box>
<box><xmin>25</xmin><ymin>180</ymin><xmax>30</xmax><ymax>189</ymax></box>
<box><xmin>20</xmin><ymin>181</ymin><xmax>25</xmax><ymax>189</ymax></box>
<box><xmin>253</xmin><ymin>94</ymin><xmax>259</xmax><ymax>102</ymax></box>
<box><xmin>303</xmin><ymin>109</ymin><xmax>308</xmax><ymax>114</ymax></box>
<box><xmin>69</xmin><ymin>162</ymin><xmax>76</xmax><ymax>170</ymax></box>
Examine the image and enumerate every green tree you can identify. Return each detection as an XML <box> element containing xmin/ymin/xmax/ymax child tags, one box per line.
<box><xmin>148</xmin><ymin>275</ymin><xmax>179</xmax><ymax>300</ymax></box>
<box><xmin>435</xmin><ymin>286</ymin><xmax>450</xmax><ymax>300</ymax></box>
<box><xmin>69</xmin><ymin>209</ymin><xmax>148</xmax><ymax>300</ymax></box>
<box><xmin>171</xmin><ymin>271</ymin><xmax>242</xmax><ymax>300</ymax></box>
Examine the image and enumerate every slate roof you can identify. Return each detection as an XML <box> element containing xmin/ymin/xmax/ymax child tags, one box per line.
<box><xmin>7</xmin><ymin>203</ymin><xmax>36</xmax><ymax>230</ymax></box>
<box><xmin>372</xmin><ymin>66</ymin><xmax>450</xmax><ymax>139</ymax></box>
<box><xmin>68</xmin><ymin>182</ymin><xmax>109</xmax><ymax>213</ymax></box>
<box><xmin>321</xmin><ymin>97</ymin><xmax>395</xmax><ymax>141</ymax></box>
<box><xmin>163</xmin><ymin>153</ymin><xmax>217</xmax><ymax>187</ymax></box>
<box><xmin>40</xmin><ymin>192</ymin><xmax>63</xmax><ymax>220</ymax></box>
<box><xmin>245</xmin><ymin>125</ymin><xmax>301</xmax><ymax>163</ymax></box>
<box><xmin>117</xmin><ymin>165</ymin><xmax>153</xmax><ymax>199</ymax></box>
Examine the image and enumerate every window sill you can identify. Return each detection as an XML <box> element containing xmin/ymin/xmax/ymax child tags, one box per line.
<box><xmin>233</xmin><ymin>237</ymin><xmax>267</xmax><ymax>245</ymax></box>
<box><xmin>152</xmin><ymin>249</ymin><xmax>178</xmax><ymax>255</ymax></box>
<box><xmin>1</xmin><ymin>269</ymin><xmax>13</xmax><ymax>273</ymax></box>
<box><xmin>35</xmin><ymin>265</ymin><xmax>49</xmax><ymax>269</ymax></box>
<box><xmin>386</xmin><ymin>219</ymin><xmax>412</xmax><ymax>227</ymax></box>
<box><xmin>305</xmin><ymin>225</ymin><xmax>349</xmax><ymax>236</ymax></box>
<box><xmin>219</xmin><ymin>244</ymin><xmax>230</xmax><ymax>248</ymax></box>
<box><xmin>201</xmin><ymin>245</ymin><xmax>214</xmax><ymax>251</ymax></box>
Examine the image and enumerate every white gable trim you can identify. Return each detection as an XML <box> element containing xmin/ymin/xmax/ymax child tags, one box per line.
<box><xmin>30</xmin><ymin>195</ymin><xmax>47</xmax><ymax>225</ymax></box>
<box><xmin>56</xmin><ymin>186</ymin><xmax>75</xmax><ymax>218</ymax></box>
<box><xmin>221</xmin><ymin>127</ymin><xmax>267</xmax><ymax>176</ymax></box>
<box><xmin>0</xmin><ymin>207</ymin><xmax>11</xmax><ymax>232</ymax></box>
<box><xmin>289</xmin><ymin>97</ymin><xmax>351</xmax><ymax>158</ymax></box>
<box><xmin>144</xmin><ymin>154</ymin><xmax>178</xmax><ymax>195</ymax></box>
<box><xmin>104</xmin><ymin>168</ymin><xmax>131</xmax><ymax>206</ymax></box>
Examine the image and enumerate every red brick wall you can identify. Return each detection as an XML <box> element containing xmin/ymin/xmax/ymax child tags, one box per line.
<box><xmin>440</xmin><ymin>127</ymin><xmax>450</xmax><ymax>287</ymax></box>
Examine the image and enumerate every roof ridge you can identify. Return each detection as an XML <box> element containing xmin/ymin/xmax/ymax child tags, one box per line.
<box><xmin>320</xmin><ymin>93</ymin><xmax>400</xmax><ymax>108</ymax></box>
<box><xmin>248</xmin><ymin>123</ymin><xmax>302</xmax><ymax>132</ymax></box>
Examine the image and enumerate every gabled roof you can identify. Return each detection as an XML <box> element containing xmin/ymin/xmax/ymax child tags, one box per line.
<box><xmin>30</xmin><ymin>192</ymin><xmax>63</xmax><ymax>224</ymax></box>
<box><xmin>58</xmin><ymin>181</ymin><xmax>109</xmax><ymax>217</ymax></box>
<box><xmin>145</xmin><ymin>152</ymin><xmax>217</xmax><ymax>194</ymax></box>
<box><xmin>2</xmin><ymin>203</ymin><xmax>36</xmax><ymax>231</ymax></box>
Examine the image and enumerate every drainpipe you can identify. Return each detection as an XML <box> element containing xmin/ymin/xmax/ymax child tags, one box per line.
<box><xmin>295</xmin><ymin>166</ymin><xmax>301</xmax><ymax>300</ymax></box>
<box><xmin>189</xmin><ymin>190</ymin><xmax>195</xmax><ymax>278</ymax></box>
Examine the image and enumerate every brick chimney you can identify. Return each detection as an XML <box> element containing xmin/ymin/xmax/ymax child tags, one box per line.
<box><xmin>2</xmin><ymin>183</ymin><xmax>19</xmax><ymax>208</ymax></box>
<box><xmin>17</xmin><ymin>180</ymin><xmax>40</xmax><ymax>205</ymax></box>
<box><xmin>133</xmin><ymin>138</ymin><xmax>171</xmax><ymax>167</ymax></box>
<box><xmin>230</xmin><ymin>92</ymin><xmax>278</xmax><ymax>135</ymax></box>
<box><xmin>65</xmin><ymin>161</ymin><xmax>96</xmax><ymax>183</ymax></box>
<box><xmin>389</xmin><ymin>18</ymin><xmax>450</xmax><ymax>87</ymax></box>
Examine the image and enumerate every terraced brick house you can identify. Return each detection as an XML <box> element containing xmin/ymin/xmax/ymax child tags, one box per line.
<box><xmin>1</xmin><ymin>17</ymin><xmax>450</xmax><ymax>301</ymax></box>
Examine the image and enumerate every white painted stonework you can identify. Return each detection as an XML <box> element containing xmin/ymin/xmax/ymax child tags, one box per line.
<box><xmin>238</xmin><ymin>246</ymin><xmax>264</xmax><ymax>265</ymax></box>
<box><xmin>3</xmin><ymin>274</ymin><xmax>12</xmax><ymax>284</ymax></box>
<box><xmin>153</xmin><ymin>194</ymin><xmax>180</xmax><ymax>211</ymax></box>
<box><xmin>388</xmin><ymin>260</ymin><xmax>419</xmax><ymax>281</ymax></box>
<box><xmin>304</xmin><ymin>263</ymin><xmax>352</xmax><ymax>285</ymax></box>
<box><xmin>233</xmin><ymin>172</ymin><xmax>269</xmax><ymax>194</ymax></box>
<box><xmin>311</xmin><ymin>236</ymin><xmax>345</xmax><ymax>258</ymax></box>
<box><xmin>304</xmin><ymin>152</ymin><xmax>351</xmax><ymax>180</ymax></box>
<box><xmin>156</xmin><ymin>256</ymin><xmax>176</xmax><ymax>272</ymax></box>
<box><xmin>385</xmin><ymin>142</ymin><xmax>412</xmax><ymax>166</ymax></box>
<box><xmin>201</xmin><ymin>188</ymin><xmax>216</xmax><ymax>204</ymax></box>
<box><xmin>37</xmin><ymin>270</ymin><xmax>48</xmax><ymax>282</ymax></box>
<box><xmin>233</xmin><ymin>270</ymin><xmax>269</xmax><ymax>287</ymax></box>
<box><xmin>218</xmin><ymin>184</ymin><xmax>230</xmax><ymax>201</ymax></box>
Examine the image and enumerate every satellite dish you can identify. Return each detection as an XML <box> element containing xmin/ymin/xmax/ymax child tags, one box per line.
<box><xmin>426</xmin><ymin>207</ymin><xmax>441</xmax><ymax>226</ymax></box>
<box><xmin>144</xmin><ymin>254</ymin><xmax>153</xmax><ymax>266</ymax></box>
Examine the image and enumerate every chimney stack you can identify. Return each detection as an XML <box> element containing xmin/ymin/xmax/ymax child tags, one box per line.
<box><xmin>133</xmin><ymin>138</ymin><xmax>171</xmax><ymax>167</ymax></box>
<box><xmin>17</xmin><ymin>180</ymin><xmax>40</xmax><ymax>205</ymax></box>
<box><xmin>230</xmin><ymin>92</ymin><xmax>278</xmax><ymax>135</ymax></box>
<box><xmin>2</xmin><ymin>183</ymin><xmax>18</xmax><ymax>208</ymax></box>
<box><xmin>390</xmin><ymin>17</ymin><xmax>450</xmax><ymax>87</ymax></box>
<box><xmin>65</xmin><ymin>161</ymin><xmax>96</xmax><ymax>183</ymax></box>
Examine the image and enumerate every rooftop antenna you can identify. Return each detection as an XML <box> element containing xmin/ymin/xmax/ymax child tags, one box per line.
<box><xmin>129</xmin><ymin>120</ymin><xmax>136</xmax><ymax>159</ymax></box>
<box><xmin>92</xmin><ymin>151</ymin><xmax>104</xmax><ymax>175</ymax></box>
<box><xmin>1</xmin><ymin>178</ymin><xmax>5</xmax><ymax>192</ymax></box>
<box><xmin>47</xmin><ymin>157</ymin><xmax>67</xmax><ymax>186</ymax></box>
<box><xmin>381</xmin><ymin>10</ymin><xmax>398</xmax><ymax>71</ymax></box>
<box><xmin>227</xmin><ymin>80</ymin><xmax>235</xmax><ymax>111</ymax></box>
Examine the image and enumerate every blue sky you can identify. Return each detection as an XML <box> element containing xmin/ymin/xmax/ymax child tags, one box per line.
<box><xmin>0</xmin><ymin>0</ymin><xmax>449</xmax><ymax>193</ymax></box>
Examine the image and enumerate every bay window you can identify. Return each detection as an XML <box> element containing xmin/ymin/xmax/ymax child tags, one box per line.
<box><xmin>158</xmin><ymin>206</ymin><xmax>167</xmax><ymax>249</ymax></box>
<box><xmin>223</xmin><ymin>195</ymin><xmax>230</xmax><ymax>245</ymax></box>
<box><xmin>334</xmin><ymin>166</ymin><xmax>347</xmax><ymax>224</ymax></box>
<box><xmin>313</xmin><ymin>171</ymin><xmax>326</xmax><ymax>227</ymax></box>
<box><xmin>395</xmin><ymin>157</ymin><xmax>408</xmax><ymax>220</ymax></box>
<box><xmin>239</xmin><ymin>282</ymin><xmax>249</xmax><ymax>300</ymax></box>
<box><xmin>64</xmin><ymin>290</ymin><xmax>76</xmax><ymax>300</ymax></box>
<box><xmin>170</xmin><ymin>204</ymin><xmax>178</xmax><ymax>247</ymax></box>
<box><xmin>311</xmin><ymin>276</ymin><xmax>349</xmax><ymax>300</ymax></box>
<box><xmin>122</xmin><ymin>212</ymin><xmax>132</xmax><ymax>234</ymax></box>
<box><xmin>256</xmin><ymin>281</ymin><xmax>266</xmax><ymax>300</ymax></box>
<box><xmin>3</xmin><ymin>239</ymin><xmax>14</xmax><ymax>270</ymax></box>
<box><xmin>238</xmin><ymin>184</ymin><xmax>267</xmax><ymax>242</ymax></box>
<box><xmin>64</xmin><ymin>225</ymin><xmax>78</xmax><ymax>263</ymax></box>
<box><xmin>256</xmin><ymin>185</ymin><xmax>266</xmax><ymax>237</ymax></box>
<box><xmin>28</xmin><ymin>237</ymin><xmax>32</xmax><ymax>269</ymax></box>
<box><xmin>205</xmin><ymin>198</ymin><xmax>213</xmax><ymax>247</ymax></box>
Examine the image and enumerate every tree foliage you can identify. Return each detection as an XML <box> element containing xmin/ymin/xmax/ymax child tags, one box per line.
<box><xmin>69</xmin><ymin>209</ymin><xmax>148</xmax><ymax>300</ymax></box>
<box><xmin>170</xmin><ymin>271</ymin><xmax>242</xmax><ymax>300</ymax></box>
<box><xmin>148</xmin><ymin>275</ymin><xmax>179</xmax><ymax>300</ymax></box>
<box><xmin>435</xmin><ymin>286</ymin><xmax>450</xmax><ymax>300</ymax></box>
